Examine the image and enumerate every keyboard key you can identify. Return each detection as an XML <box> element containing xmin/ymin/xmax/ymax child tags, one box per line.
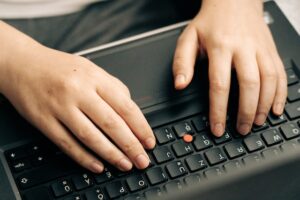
<box><xmin>51</xmin><ymin>179</ymin><xmax>73</xmax><ymax>197</ymax></box>
<box><xmin>242</xmin><ymin>154</ymin><xmax>261</xmax><ymax>166</ymax></box>
<box><xmin>148</xmin><ymin>153</ymin><xmax>155</xmax><ymax>167</ymax></box>
<box><xmin>165</xmin><ymin>161</ymin><xmax>187</xmax><ymax>179</ymax></box>
<box><xmin>204</xmin><ymin>167</ymin><xmax>224</xmax><ymax>179</ymax></box>
<box><xmin>285</xmin><ymin>101</ymin><xmax>300</xmax><ymax>119</ymax></box>
<box><xmin>252</xmin><ymin>121</ymin><xmax>269</xmax><ymax>132</ymax></box>
<box><xmin>212</xmin><ymin>131</ymin><xmax>232</xmax><ymax>144</ymax></box>
<box><xmin>204</xmin><ymin>148</ymin><xmax>227</xmax><ymax>165</ymax></box>
<box><xmin>152</xmin><ymin>146</ymin><xmax>174</xmax><ymax>164</ymax></box>
<box><xmin>11</xmin><ymin>159</ymin><xmax>31</xmax><ymax>172</ymax></box>
<box><xmin>31</xmin><ymin>154</ymin><xmax>47</xmax><ymax>166</ymax></box>
<box><xmin>286</xmin><ymin>69</ymin><xmax>299</xmax><ymax>85</ymax></box>
<box><xmin>173</xmin><ymin>122</ymin><xmax>194</xmax><ymax>137</ymax></box>
<box><xmin>172</xmin><ymin>141</ymin><xmax>193</xmax><ymax>157</ymax></box>
<box><xmin>63</xmin><ymin>194</ymin><xmax>83</xmax><ymax>200</ymax></box>
<box><xmin>154</xmin><ymin>128</ymin><xmax>175</xmax><ymax>145</ymax></box>
<box><xmin>126</xmin><ymin>174</ymin><xmax>148</xmax><ymax>192</ymax></box>
<box><xmin>283</xmin><ymin>59</ymin><xmax>293</xmax><ymax>69</ymax></box>
<box><xmin>261</xmin><ymin>129</ymin><xmax>283</xmax><ymax>146</ymax></box>
<box><xmin>223</xmin><ymin>160</ymin><xmax>243</xmax><ymax>173</ymax></box>
<box><xmin>193</xmin><ymin>133</ymin><xmax>213</xmax><ymax>151</ymax></box>
<box><xmin>85</xmin><ymin>187</ymin><xmax>106</xmax><ymax>200</ymax></box>
<box><xmin>262</xmin><ymin>148</ymin><xmax>281</xmax><ymax>159</ymax></box>
<box><xmin>23</xmin><ymin>186</ymin><xmax>51</xmax><ymax>200</ymax></box>
<box><xmin>27</xmin><ymin>143</ymin><xmax>43</xmax><ymax>155</ymax></box>
<box><xmin>94</xmin><ymin>168</ymin><xmax>113</xmax><ymax>184</ymax></box>
<box><xmin>105</xmin><ymin>181</ymin><xmax>127</xmax><ymax>199</ymax></box>
<box><xmin>191</xmin><ymin>115</ymin><xmax>209</xmax><ymax>132</ymax></box>
<box><xmin>71</xmin><ymin>173</ymin><xmax>93</xmax><ymax>190</ymax></box>
<box><xmin>288</xmin><ymin>83</ymin><xmax>300</xmax><ymax>101</ymax></box>
<box><xmin>144</xmin><ymin>187</ymin><xmax>163</xmax><ymax>200</ymax></box>
<box><xmin>281</xmin><ymin>141</ymin><xmax>300</xmax><ymax>152</ymax></box>
<box><xmin>146</xmin><ymin>167</ymin><xmax>167</xmax><ymax>185</ymax></box>
<box><xmin>224</xmin><ymin>142</ymin><xmax>246</xmax><ymax>159</ymax></box>
<box><xmin>244</xmin><ymin>135</ymin><xmax>265</xmax><ymax>152</ymax></box>
<box><xmin>164</xmin><ymin>180</ymin><xmax>183</xmax><ymax>193</ymax></box>
<box><xmin>6</xmin><ymin>147</ymin><xmax>29</xmax><ymax>162</ymax></box>
<box><xmin>17</xmin><ymin>155</ymin><xmax>76</xmax><ymax>189</ymax></box>
<box><xmin>125</xmin><ymin>194</ymin><xmax>145</xmax><ymax>200</ymax></box>
<box><xmin>268</xmin><ymin>113</ymin><xmax>287</xmax><ymax>126</ymax></box>
<box><xmin>185</xmin><ymin>154</ymin><xmax>207</xmax><ymax>172</ymax></box>
<box><xmin>280</xmin><ymin>122</ymin><xmax>300</xmax><ymax>139</ymax></box>
<box><xmin>184</xmin><ymin>174</ymin><xmax>202</xmax><ymax>186</ymax></box>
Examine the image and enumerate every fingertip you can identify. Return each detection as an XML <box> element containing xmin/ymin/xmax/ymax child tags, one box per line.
<box><xmin>272</xmin><ymin>102</ymin><xmax>284</xmax><ymax>116</ymax></box>
<box><xmin>118</xmin><ymin>158</ymin><xmax>133</xmax><ymax>172</ymax></box>
<box><xmin>134</xmin><ymin>154</ymin><xmax>150</xmax><ymax>169</ymax></box>
<box><xmin>144</xmin><ymin>137</ymin><xmax>156</xmax><ymax>150</ymax></box>
<box><xmin>175</xmin><ymin>74</ymin><xmax>188</xmax><ymax>90</ymax></box>
<box><xmin>211</xmin><ymin>123</ymin><xmax>224</xmax><ymax>137</ymax></box>
<box><xmin>91</xmin><ymin>161</ymin><xmax>104</xmax><ymax>174</ymax></box>
<box><xmin>254</xmin><ymin>113</ymin><xmax>267</xmax><ymax>126</ymax></box>
<box><xmin>237</xmin><ymin>123</ymin><xmax>251</xmax><ymax>135</ymax></box>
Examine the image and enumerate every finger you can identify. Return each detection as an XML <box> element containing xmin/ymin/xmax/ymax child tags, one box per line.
<box><xmin>234</xmin><ymin>51</ymin><xmax>260</xmax><ymax>135</ymax></box>
<box><xmin>39</xmin><ymin>116</ymin><xmax>104</xmax><ymax>173</ymax></box>
<box><xmin>173</xmin><ymin>24</ymin><xmax>199</xmax><ymax>90</ymax></box>
<box><xmin>254</xmin><ymin>50</ymin><xmax>277</xmax><ymax>125</ymax></box>
<box><xmin>262</xmin><ymin>26</ymin><xmax>287</xmax><ymax>115</ymax></box>
<box><xmin>81</xmin><ymin>93</ymin><xmax>150</xmax><ymax>170</ymax></box>
<box><xmin>97</xmin><ymin>81</ymin><xmax>155</xmax><ymax>150</ymax></box>
<box><xmin>272</xmin><ymin>54</ymin><xmax>287</xmax><ymax>115</ymax></box>
<box><xmin>58</xmin><ymin>107</ymin><xmax>134</xmax><ymax>171</ymax></box>
<box><xmin>207</xmin><ymin>48</ymin><xmax>232</xmax><ymax>137</ymax></box>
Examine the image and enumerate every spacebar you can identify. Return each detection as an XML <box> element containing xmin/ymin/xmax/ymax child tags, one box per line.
<box><xmin>17</xmin><ymin>155</ymin><xmax>78</xmax><ymax>189</ymax></box>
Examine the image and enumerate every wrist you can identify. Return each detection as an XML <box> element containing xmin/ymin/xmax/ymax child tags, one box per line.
<box><xmin>0</xmin><ymin>21</ymin><xmax>44</xmax><ymax>95</ymax></box>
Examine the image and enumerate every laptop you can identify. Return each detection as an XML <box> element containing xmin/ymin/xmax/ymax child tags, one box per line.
<box><xmin>0</xmin><ymin>1</ymin><xmax>300</xmax><ymax>200</ymax></box>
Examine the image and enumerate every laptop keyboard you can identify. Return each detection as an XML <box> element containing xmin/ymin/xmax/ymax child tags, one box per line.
<box><xmin>4</xmin><ymin>59</ymin><xmax>300</xmax><ymax>200</ymax></box>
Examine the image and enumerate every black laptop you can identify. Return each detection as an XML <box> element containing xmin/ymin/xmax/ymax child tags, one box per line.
<box><xmin>0</xmin><ymin>1</ymin><xmax>300</xmax><ymax>200</ymax></box>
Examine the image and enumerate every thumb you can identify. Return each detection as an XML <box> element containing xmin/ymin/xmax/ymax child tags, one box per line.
<box><xmin>173</xmin><ymin>25</ymin><xmax>199</xmax><ymax>90</ymax></box>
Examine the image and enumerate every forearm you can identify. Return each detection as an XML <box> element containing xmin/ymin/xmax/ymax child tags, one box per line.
<box><xmin>0</xmin><ymin>21</ymin><xmax>43</xmax><ymax>94</ymax></box>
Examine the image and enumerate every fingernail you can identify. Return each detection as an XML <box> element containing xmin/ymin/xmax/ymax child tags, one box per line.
<box><xmin>175</xmin><ymin>74</ymin><xmax>186</xmax><ymax>88</ymax></box>
<box><xmin>274</xmin><ymin>103</ymin><xmax>284</xmax><ymax>115</ymax></box>
<box><xmin>255</xmin><ymin>113</ymin><xmax>266</xmax><ymax>125</ymax></box>
<box><xmin>145</xmin><ymin>137</ymin><xmax>156</xmax><ymax>149</ymax></box>
<box><xmin>213</xmin><ymin>123</ymin><xmax>224</xmax><ymax>137</ymax></box>
<box><xmin>91</xmin><ymin>162</ymin><xmax>104</xmax><ymax>173</ymax></box>
<box><xmin>238</xmin><ymin>123</ymin><xmax>251</xmax><ymax>135</ymax></box>
<box><xmin>118</xmin><ymin>158</ymin><xmax>133</xmax><ymax>171</ymax></box>
<box><xmin>135</xmin><ymin>154</ymin><xmax>149</xmax><ymax>169</ymax></box>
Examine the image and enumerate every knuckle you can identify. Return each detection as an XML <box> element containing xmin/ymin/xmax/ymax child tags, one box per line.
<box><xmin>240</xmin><ymin>76</ymin><xmax>260</xmax><ymax>89</ymax></box>
<box><xmin>76</xmin><ymin>128</ymin><xmax>92</xmax><ymax>144</ymax></box>
<box><xmin>57</xmin><ymin>137</ymin><xmax>73</xmax><ymax>154</ymax></box>
<box><xmin>122</xmin><ymin>140</ymin><xmax>142</xmax><ymax>156</ymax></box>
<box><xmin>210</xmin><ymin>79</ymin><xmax>229</xmax><ymax>93</ymax></box>
<box><xmin>263</xmin><ymin>69</ymin><xmax>277</xmax><ymax>81</ymax></box>
<box><xmin>239</xmin><ymin>109</ymin><xmax>256</xmax><ymax>122</ymax></box>
<box><xmin>120</xmin><ymin>99</ymin><xmax>137</xmax><ymax>117</ymax></box>
<box><xmin>58</xmin><ymin>76</ymin><xmax>80</xmax><ymax>94</ymax></box>
<box><xmin>173</xmin><ymin>54</ymin><xmax>186</xmax><ymax>70</ymax></box>
<box><xmin>104</xmin><ymin>147</ymin><xmax>121</xmax><ymax>164</ymax></box>
<box><xmin>102</xmin><ymin>114</ymin><xmax>119</xmax><ymax>130</ymax></box>
<box><xmin>210</xmin><ymin>35</ymin><xmax>232</xmax><ymax>49</ymax></box>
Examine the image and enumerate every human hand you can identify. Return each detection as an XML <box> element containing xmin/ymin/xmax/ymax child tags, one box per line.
<box><xmin>0</xmin><ymin>34</ymin><xmax>155</xmax><ymax>173</ymax></box>
<box><xmin>173</xmin><ymin>0</ymin><xmax>287</xmax><ymax>136</ymax></box>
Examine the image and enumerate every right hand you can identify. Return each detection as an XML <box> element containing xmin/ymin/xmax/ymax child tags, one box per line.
<box><xmin>0</xmin><ymin>41</ymin><xmax>155</xmax><ymax>173</ymax></box>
